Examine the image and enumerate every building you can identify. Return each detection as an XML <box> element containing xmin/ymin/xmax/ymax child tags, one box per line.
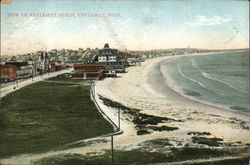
<box><xmin>97</xmin><ymin>43</ymin><xmax>130</xmax><ymax>67</ymax></box>
<box><xmin>0</xmin><ymin>64</ymin><xmax>16</xmax><ymax>82</ymax></box>
<box><xmin>50</xmin><ymin>63</ymin><xmax>62</xmax><ymax>72</ymax></box>
<box><xmin>4</xmin><ymin>61</ymin><xmax>34</xmax><ymax>79</ymax></box>
<box><xmin>35</xmin><ymin>51</ymin><xmax>49</xmax><ymax>74</ymax></box>
<box><xmin>98</xmin><ymin>43</ymin><xmax>118</xmax><ymax>65</ymax></box>
<box><xmin>49</xmin><ymin>61</ymin><xmax>65</xmax><ymax>72</ymax></box>
<box><xmin>105</xmin><ymin>65</ymin><xmax>126</xmax><ymax>73</ymax></box>
<box><xmin>104</xmin><ymin>68</ymin><xmax>117</xmax><ymax>77</ymax></box>
<box><xmin>16</xmin><ymin>65</ymin><xmax>33</xmax><ymax>79</ymax></box>
<box><xmin>161</xmin><ymin>51</ymin><xmax>173</xmax><ymax>56</ymax></box>
<box><xmin>71</xmin><ymin>63</ymin><xmax>105</xmax><ymax>79</ymax></box>
<box><xmin>127</xmin><ymin>57</ymin><xmax>141</xmax><ymax>66</ymax></box>
<box><xmin>6</xmin><ymin>61</ymin><xmax>33</xmax><ymax>78</ymax></box>
<box><xmin>117</xmin><ymin>51</ymin><xmax>132</xmax><ymax>59</ymax></box>
<box><xmin>5</xmin><ymin>61</ymin><xmax>28</xmax><ymax>68</ymax></box>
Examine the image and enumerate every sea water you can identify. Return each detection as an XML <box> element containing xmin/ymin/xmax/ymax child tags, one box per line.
<box><xmin>161</xmin><ymin>50</ymin><xmax>250</xmax><ymax>114</ymax></box>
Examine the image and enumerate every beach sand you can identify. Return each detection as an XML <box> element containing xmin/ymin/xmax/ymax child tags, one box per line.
<box><xmin>96</xmin><ymin>55</ymin><xmax>250</xmax><ymax>145</ymax></box>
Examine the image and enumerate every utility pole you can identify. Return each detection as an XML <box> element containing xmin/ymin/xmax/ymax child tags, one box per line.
<box><xmin>35</xmin><ymin>53</ymin><xmax>37</xmax><ymax>76</ymax></box>
<box><xmin>16</xmin><ymin>78</ymin><xmax>18</xmax><ymax>87</ymax></box>
<box><xmin>31</xmin><ymin>54</ymin><xmax>34</xmax><ymax>82</ymax></box>
<box><xmin>40</xmin><ymin>49</ymin><xmax>43</xmax><ymax>78</ymax></box>
<box><xmin>118</xmin><ymin>109</ymin><xmax>120</xmax><ymax>129</ymax></box>
<box><xmin>4</xmin><ymin>67</ymin><xmax>7</xmax><ymax>84</ymax></box>
<box><xmin>47</xmin><ymin>52</ymin><xmax>50</xmax><ymax>76</ymax></box>
<box><xmin>111</xmin><ymin>135</ymin><xmax>114</xmax><ymax>164</ymax></box>
<box><xmin>40</xmin><ymin>45</ymin><xmax>47</xmax><ymax>78</ymax></box>
<box><xmin>32</xmin><ymin>72</ymin><xmax>33</xmax><ymax>82</ymax></box>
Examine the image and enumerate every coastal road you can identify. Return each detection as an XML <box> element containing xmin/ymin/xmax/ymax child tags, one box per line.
<box><xmin>0</xmin><ymin>68</ymin><xmax>73</xmax><ymax>98</ymax></box>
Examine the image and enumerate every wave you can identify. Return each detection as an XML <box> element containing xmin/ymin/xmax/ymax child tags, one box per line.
<box><xmin>160</xmin><ymin>63</ymin><xmax>233</xmax><ymax>112</ymax></box>
<box><xmin>190</xmin><ymin>58</ymin><xmax>248</xmax><ymax>94</ymax></box>
<box><xmin>177</xmin><ymin>64</ymin><xmax>206</xmax><ymax>89</ymax></box>
<box><xmin>177</xmin><ymin>63</ymin><xmax>227</xmax><ymax>97</ymax></box>
<box><xmin>202</xmin><ymin>72</ymin><xmax>248</xmax><ymax>94</ymax></box>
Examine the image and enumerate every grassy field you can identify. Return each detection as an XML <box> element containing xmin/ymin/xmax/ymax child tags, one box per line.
<box><xmin>0</xmin><ymin>81</ymin><xmax>113</xmax><ymax>158</ymax></box>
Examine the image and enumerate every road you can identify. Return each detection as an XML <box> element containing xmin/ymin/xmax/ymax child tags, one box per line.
<box><xmin>0</xmin><ymin>68</ymin><xmax>73</xmax><ymax>98</ymax></box>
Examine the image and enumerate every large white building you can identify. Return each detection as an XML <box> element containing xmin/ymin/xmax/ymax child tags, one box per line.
<box><xmin>98</xmin><ymin>43</ymin><xmax>118</xmax><ymax>63</ymax></box>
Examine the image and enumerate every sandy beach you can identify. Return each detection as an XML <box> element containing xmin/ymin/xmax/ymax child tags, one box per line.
<box><xmin>96</xmin><ymin>54</ymin><xmax>250</xmax><ymax>145</ymax></box>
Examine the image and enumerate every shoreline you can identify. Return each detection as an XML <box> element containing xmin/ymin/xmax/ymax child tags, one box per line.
<box><xmin>164</xmin><ymin>51</ymin><xmax>250</xmax><ymax>116</ymax></box>
<box><xmin>149</xmin><ymin>53</ymin><xmax>250</xmax><ymax>119</ymax></box>
<box><xmin>96</xmin><ymin>53</ymin><xmax>250</xmax><ymax>144</ymax></box>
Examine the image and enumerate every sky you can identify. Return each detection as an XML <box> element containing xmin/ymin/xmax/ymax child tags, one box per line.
<box><xmin>1</xmin><ymin>0</ymin><xmax>249</xmax><ymax>56</ymax></box>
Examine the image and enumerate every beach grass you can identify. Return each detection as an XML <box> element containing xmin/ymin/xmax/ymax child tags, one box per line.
<box><xmin>0</xmin><ymin>81</ymin><xmax>113</xmax><ymax>158</ymax></box>
<box><xmin>187</xmin><ymin>131</ymin><xmax>211</xmax><ymax>136</ymax></box>
<box><xmin>147</xmin><ymin>125</ymin><xmax>179</xmax><ymax>131</ymax></box>
<box><xmin>191</xmin><ymin>136</ymin><xmax>223</xmax><ymax>147</ymax></box>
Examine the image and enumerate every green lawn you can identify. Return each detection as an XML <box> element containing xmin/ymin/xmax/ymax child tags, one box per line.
<box><xmin>0</xmin><ymin>81</ymin><xmax>113</xmax><ymax>158</ymax></box>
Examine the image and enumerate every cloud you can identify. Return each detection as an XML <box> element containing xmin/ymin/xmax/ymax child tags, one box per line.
<box><xmin>15</xmin><ymin>17</ymin><xmax>35</xmax><ymax>29</ymax></box>
<box><xmin>187</xmin><ymin>15</ymin><xmax>232</xmax><ymax>27</ymax></box>
<box><xmin>3</xmin><ymin>17</ymin><xmax>36</xmax><ymax>40</ymax></box>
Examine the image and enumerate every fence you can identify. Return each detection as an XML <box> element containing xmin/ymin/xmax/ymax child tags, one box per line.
<box><xmin>90</xmin><ymin>78</ymin><xmax>123</xmax><ymax>164</ymax></box>
<box><xmin>90</xmin><ymin>78</ymin><xmax>123</xmax><ymax>136</ymax></box>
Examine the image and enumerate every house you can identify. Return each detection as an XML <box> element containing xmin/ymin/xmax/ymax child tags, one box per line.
<box><xmin>0</xmin><ymin>64</ymin><xmax>16</xmax><ymax>82</ymax></box>
<box><xmin>117</xmin><ymin>51</ymin><xmax>132</xmax><ymax>59</ymax></box>
<box><xmin>127</xmin><ymin>57</ymin><xmax>141</xmax><ymax>66</ymax></box>
<box><xmin>16</xmin><ymin>65</ymin><xmax>33</xmax><ymax>79</ymax></box>
<box><xmin>5</xmin><ymin>61</ymin><xmax>33</xmax><ymax>79</ymax></box>
<box><xmin>71</xmin><ymin>63</ymin><xmax>105</xmax><ymax>79</ymax></box>
<box><xmin>117</xmin><ymin>51</ymin><xmax>131</xmax><ymax>66</ymax></box>
<box><xmin>98</xmin><ymin>43</ymin><xmax>118</xmax><ymax>66</ymax></box>
<box><xmin>50</xmin><ymin>62</ymin><xmax>62</xmax><ymax>72</ymax></box>
<box><xmin>97</xmin><ymin>44</ymin><xmax>130</xmax><ymax>68</ymax></box>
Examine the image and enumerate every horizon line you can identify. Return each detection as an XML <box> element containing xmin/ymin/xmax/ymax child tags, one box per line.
<box><xmin>1</xmin><ymin>47</ymin><xmax>249</xmax><ymax>57</ymax></box>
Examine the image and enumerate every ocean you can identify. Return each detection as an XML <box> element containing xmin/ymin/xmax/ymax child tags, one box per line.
<box><xmin>160</xmin><ymin>50</ymin><xmax>250</xmax><ymax>114</ymax></box>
